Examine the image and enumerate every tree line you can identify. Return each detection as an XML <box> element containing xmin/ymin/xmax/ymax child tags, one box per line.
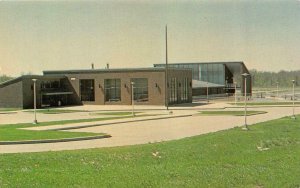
<box><xmin>0</xmin><ymin>74</ymin><xmax>14</xmax><ymax>84</ymax></box>
<box><xmin>250</xmin><ymin>69</ymin><xmax>300</xmax><ymax>88</ymax></box>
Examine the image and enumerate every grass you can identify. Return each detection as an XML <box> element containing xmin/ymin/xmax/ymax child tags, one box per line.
<box><xmin>198</xmin><ymin>110</ymin><xmax>267</xmax><ymax>116</ymax></box>
<box><xmin>0</xmin><ymin>108</ymin><xmax>21</xmax><ymax>112</ymax></box>
<box><xmin>0</xmin><ymin>114</ymin><xmax>149</xmax><ymax>141</ymax></box>
<box><xmin>90</xmin><ymin>111</ymin><xmax>141</xmax><ymax>116</ymax></box>
<box><xmin>24</xmin><ymin>109</ymin><xmax>88</xmax><ymax>114</ymax></box>
<box><xmin>0</xmin><ymin>122</ymin><xmax>101</xmax><ymax>142</ymax></box>
<box><xmin>230</xmin><ymin>101</ymin><xmax>300</xmax><ymax>106</ymax></box>
<box><xmin>1</xmin><ymin>116</ymin><xmax>300</xmax><ymax>187</ymax></box>
<box><xmin>25</xmin><ymin>109</ymin><xmax>143</xmax><ymax>115</ymax></box>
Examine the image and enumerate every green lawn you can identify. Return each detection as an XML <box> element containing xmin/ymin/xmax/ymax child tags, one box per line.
<box><xmin>25</xmin><ymin>109</ymin><xmax>143</xmax><ymax>115</ymax></box>
<box><xmin>198</xmin><ymin>110</ymin><xmax>267</xmax><ymax>116</ymax></box>
<box><xmin>0</xmin><ymin>108</ymin><xmax>21</xmax><ymax>112</ymax></box>
<box><xmin>24</xmin><ymin>109</ymin><xmax>88</xmax><ymax>114</ymax></box>
<box><xmin>90</xmin><ymin>111</ymin><xmax>141</xmax><ymax>116</ymax></box>
<box><xmin>1</xmin><ymin>116</ymin><xmax>300</xmax><ymax>187</ymax></box>
<box><xmin>0</xmin><ymin>115</ymin><xmax>148</xmax><ymax>141</ymax></box>
<box><xmin>0</xmin><ymin>122</ymin><xmax>101</xmax><ymax>142</ymax></box>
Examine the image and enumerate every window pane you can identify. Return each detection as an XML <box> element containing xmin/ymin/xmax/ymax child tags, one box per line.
<box><xmin>104</xmin><ymin>79</ymin><xmax>121</xmax><ymax>102</ymax></box>
<box><xmin>80</xmin><ymin>79</ymin><xmax>95</xmax><ymax>101</ymax></box>
<box><xmin>131</xmin><ymin>78</ymin><xmax>148</xmax><ymax>102</ymax></box>
<box><xmin>169</xmin><ymin>77</ymin><xmax>178</xmax><ymax>104</ymax></box>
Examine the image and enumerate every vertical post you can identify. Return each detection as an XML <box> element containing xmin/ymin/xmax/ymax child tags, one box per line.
<box><xmin>165</xmin><ymin>25</ymin><xmax>169</xmax><ymax>110</ymax></box>
<box><xmin>244</xmin><ymin>77</ymin><xmax>247</xmax><ymax>128</ymax></box>
<box><xmin>32</xmin><ymin>79</ymin><xmax>38</xmax><ymax>124</ymax></box>
<box><xmin>234</xmin><ymin>82</ymin><xmax>237</xmax><ymax>105</ymax></box>
<box><xmin>206</xmin><ymin>82</ymin><xmax>209</xmax><ymax>103</ymax></box>
<box><xmin>41</xmin><ymin>94</ymin><xmax>43</xmax><ymax>108</ymax></box>
<box><xmin>131</xmin><ymin>82</ymin><xmax>135</xmax><ymax>117</ymax></box>
<box><xmin>241</xmin><ymin>73</ymin><xmax>250</xmax><ymax>130</ymax></box>
<box><xmin>292</xmin><ymin>80</ymin><xmax>296</xmax><ymax>119</ymax></box>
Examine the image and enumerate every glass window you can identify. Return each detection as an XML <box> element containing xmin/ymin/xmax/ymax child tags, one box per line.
<box><xmin>80</xmin><ymin>79</ymin><xmax>95</xmax><ymax>101</ymax></box>
<box><xmin>219</xmin><ymin>64</ymin><xmax>225</xmax><ymax>85</ymax></box>
<box><xmin>193</xmin><ymin>65</ymin><xmax>199</xmax><ymax>80</ymax></box>
<box><xmin>41</xmin><ymin>80</ymin><xmax>60</xmax><ymax>90</ymax></box>
<box><xmin>104</xmin><ymin>79</ymin><xmax>121</xmax><ymax>102</ymax></box>
<box><xmin>200</xmin><ymin>64</ymin><xmax>207</xmax><ymax>82</ymax></box>
<box><xmin>181</xmin><ymin>78</ymin><xmax>189</xmax><ymax>102</ymax></box>
<box><xmin>131</xmin><ymin>78</ymin><xmax>148</xmax><ymax>102</ymax></box>
<box><xmin>207</xmin><ymin>64</ymin><xmax>213</xmax><ymax>83</ymax></box>
<box><xmin>198</xmin><ymin>65</ymin><xmax>202</xmax><ymax>80</ymax></box>
<box><xmin>169</xmin><ymin>77</ymin><xmax>178</xmax><ymax>104</ymax></box>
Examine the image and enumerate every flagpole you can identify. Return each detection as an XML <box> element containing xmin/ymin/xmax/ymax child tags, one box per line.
<box><xmin>165</xmin><ymin>25</ymin><xmax>169</xmax><ymax>110</ymax></box>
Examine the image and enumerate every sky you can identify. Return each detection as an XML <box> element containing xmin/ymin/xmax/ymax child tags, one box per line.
<box><xmin>0</xmin><ymin>0</ymin><xmax>300</xmax><ymax>76</ymax></box>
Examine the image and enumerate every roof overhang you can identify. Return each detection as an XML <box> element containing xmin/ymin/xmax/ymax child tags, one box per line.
<box><xmin>224</xmin><ymin>62</ymin><xmax>250</xmax><ymax>75</ymax></box>
<box><xmin>192</xmin><ymin>80</ymin><xmax>225</xmax><ymax>88</ymax></box>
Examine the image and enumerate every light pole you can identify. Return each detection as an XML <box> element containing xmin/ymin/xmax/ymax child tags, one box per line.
<box><xmin>234</xmin><ymin>81</ymin><xmax>237</xmax><ymax>105</ymax></box>
<box><xmin>276</xmin><ymin>81</ymin><xmax>279</xmax><ymax>98</ymax></box>
<box><xmin>292</xmin><ymin>80</ymin><xmax>296</xmax><ymax>119</ymax></box>
<box><xmin>32</xmin><ymin>78</ymin><xmax>38</xmax><ymax>124</ymax></box>
<box><xmin>206</xmin><ymin>82</ymin><xmax>209</xmax><ymax>103</ymax></box>
<box><xmin>165</xmin><ymin>25</ymin><xmax>169</xmax><ymax>111</ymax></box>
<box><xmin>241</xmin><ymin>73</ymin><xmax>250</xmax><ymax>130</ymax></box>
<box><xmin>131</xmin><ymin>82</ymin><xmax>135</xmax><ymax>117</ymax></box>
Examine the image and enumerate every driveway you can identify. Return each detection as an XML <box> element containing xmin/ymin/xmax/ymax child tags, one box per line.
<box><xmin>0</xmin><ymin>104</ymin><xmax>297</xmax><ymax>154</ymax></box>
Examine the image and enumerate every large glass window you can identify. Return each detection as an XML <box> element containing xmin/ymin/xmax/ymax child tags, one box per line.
<box><xmin>41</xmin><ymin>80</ymin><xmax>60</xmax><ymax>90</ymax></box>
<box><xmin>155</xmin><ymin>63</ymin><xmax>225</xmax><ymax>85</ymax></box>
<box><xmin>192</xmin><ymin>64</ymin><xmax>199</xmax><ymax>80</ymax></box>
<box><xmin>169</xmin><ymin>77</ymin><xmax>178</xmax><ymax>104</ymax></box>
<box><xmin>197</xmin><ymin>63</ymin><xmax>225</xmax><ymax>85</ymax></box>
<box><xmin>200</xmin><ymin>64</ymin><xmax>207</xmax><ymax>82</ymax></box>
<box><xmin>219</xmin><ymin>64</ymin><xmax>225</xmax><ymax>85</ymax></box>
<box><xmin>131</xmin><ymin>78</ymin><xmax>148</xmax><ymax>102</ymax></box>
<box><xmin>181</xmin><ymin>78</ymin><xmax>189</xmax><ymax>102</ymax></box>
<box><xmin>104</xmin><ymin>79</ymin><xmax>121</xmax><ymax>102</ymax></box>
<box><xmin>80</xmin><ymin>79</ymin><xmax>95</xmax><ymax>101</ymax></box>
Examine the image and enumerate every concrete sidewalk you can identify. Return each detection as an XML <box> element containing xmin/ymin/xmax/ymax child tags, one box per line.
<box><xmin>0</xmin><ymin>105</ymin><xmax>298</xmax><ymax>154</ymax></box>
<box><xmin>23</xmin><ymin>112</ymin><xmax>194</xmax><ymax>131</ymax></box>
<box><xmin>0</xmin><ymin>103</ymin><xmax>226</xmax><ymax>125</ymax></box>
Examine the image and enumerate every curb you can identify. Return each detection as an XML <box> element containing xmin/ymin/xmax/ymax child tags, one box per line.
<box><xmin>0</xmin><ymin>134</ymin><xmax>111</xmax><ymax>145</ymax></box>
<box><xmin>0</xmin><ymin>111</ymin><xmax>18</xmax><ymax>114</ymax></box>
<box><xmin>226</xmin><ymin>105</ymin><xmax>300</xmax><ymax>108</ymax></box>
<box><xmin>49</xmin><ymin>114</ymin><xmax>193</xmax><ymax>131</ymax></box>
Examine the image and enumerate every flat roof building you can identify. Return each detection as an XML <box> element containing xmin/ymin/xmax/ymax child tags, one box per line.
<box><xmin>154</xmin><ymin>61</ymin><xmax>251</xmax><ymax>96</ymax></box>
<box><xmin>0</xmin><ymin>68</ymin><xmax>193</xmax><ymax>108</ymax></box>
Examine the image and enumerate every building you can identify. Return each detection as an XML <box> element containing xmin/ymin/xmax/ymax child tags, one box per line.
<box><xmin>154</xmin><ymin>61</ymin><xmax>251</xmax><ymax>96</ymax></box>
<box><xmin>0</xmin><ymin>68</ymin><xmax>193</xmax><ymax>108</ymax></box>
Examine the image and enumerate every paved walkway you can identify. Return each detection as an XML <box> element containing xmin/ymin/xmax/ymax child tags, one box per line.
<box><xmin>0</xmin><ymin>102</ymin><xmax>225</xmax><ymax>125</ymax></box>
<box><xmin>0</xmin><ymin>103</ymin><xmax>298</xmax><ymax>154</ymax></box>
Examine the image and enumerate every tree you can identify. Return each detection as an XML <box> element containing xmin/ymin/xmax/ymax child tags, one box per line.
<box><xmin>0</xmin><ymin>74</ymin><xmax>14</xmax><ymax>83</ymax></box>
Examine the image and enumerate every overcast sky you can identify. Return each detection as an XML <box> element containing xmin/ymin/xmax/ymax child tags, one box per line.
<box><xmin>0</xmin><ymin>0</ymin><xmax>300</xmax><ymax>76</ymax></box>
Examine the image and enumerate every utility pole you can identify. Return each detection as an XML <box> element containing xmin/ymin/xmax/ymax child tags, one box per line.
<box><xmin>32</xmin><ymin>79</ymin><xmax>38</xmax><ymax>124</ymax></box>
<box><xmin>131</xmin><ymin>82</ymin><xmax>135</xmax><ymax>117</ymax></box>
<box><xmin>242</xmin><ymin>73</ymin><xmax>250</xmax><ymax>130</ymax></box>
<box><xmin>292</xmin><ymin>80</ymin><xmax>296</xmax><ymax>119</ymax></box>
<box><xmin>206</xmin><ymin>82</ymin><xmax>209</xmax><ymax>103</ymax></box>
<box><xmin>234</xmin><ymin>81</ymin><xmax>237</xmax><ymax>105</ymax></box>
